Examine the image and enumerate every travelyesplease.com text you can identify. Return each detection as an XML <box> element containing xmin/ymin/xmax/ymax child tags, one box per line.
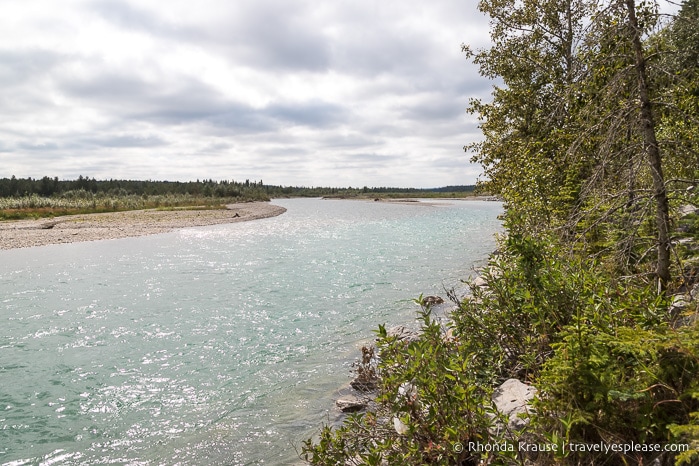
<box><xmin>459</xmin><ymin>440</ymin><xmax>689</xmax><ymax>455</ymax></box>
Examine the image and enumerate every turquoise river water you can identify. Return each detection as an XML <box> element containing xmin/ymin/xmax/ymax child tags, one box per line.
<box><xmin>0</xmin><ymin>198</ymin><xmax>502</xmax><ymax>465</ymax></box>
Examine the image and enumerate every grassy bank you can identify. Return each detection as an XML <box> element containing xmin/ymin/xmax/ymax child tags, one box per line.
<box><xmin>0</xmin><ymin>193</ymin><xmax>266</xmax><ymax>221</ymax></box>
<box><xmin>0</xmin><ymin>186</ymin><xmax>482</xmax><ymax>221</ymax></box>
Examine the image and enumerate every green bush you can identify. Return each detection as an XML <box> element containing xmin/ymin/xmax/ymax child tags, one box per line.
<box><xmin>302</xmin><ymin>309</ymin><xmax>501</xmax><ymax>465</ymax></box>
<box><xmin>452</xmin><ymin>235</ymin><xmax>593</xmax><ymax>381</ymax></box>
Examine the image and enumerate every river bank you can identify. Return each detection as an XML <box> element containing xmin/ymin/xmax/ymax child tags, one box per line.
<box><xmin>0</xmin><ymin>201</ymin><xmax>286</xmax><ymax>249</ymax></box>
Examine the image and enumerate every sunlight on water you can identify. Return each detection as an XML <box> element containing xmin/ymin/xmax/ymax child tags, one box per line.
<box><xmin>0</xmin><ymin>198</ymin><xmax>501</xmax><ymax>465</ymax></box>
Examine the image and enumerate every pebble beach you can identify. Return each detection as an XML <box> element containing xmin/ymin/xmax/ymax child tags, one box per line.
<box><xmin>0</xmin><ymin>202</ymin><xmax>286</xmax><ymax>250</ymax></box>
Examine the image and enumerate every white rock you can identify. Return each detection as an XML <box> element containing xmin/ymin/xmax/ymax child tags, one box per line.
<box><xmin>691</xmin><ymin>283</ymin><xmax>699</xmax><ymax>301</ymax></box>
<box><xmin>492</xmin><ymin>379</ymin><xmax>537</xmax><ymax>431</ymax></box>
<box><xmin>393</xmin><ymin>416</ymin><xmax>409</xmax><ymax>435</ymax></box>
<box><xmin>679</xmin><ymin>204</ymin><xmax>698</xmax><ymax>217</ymax></box>
<box><xmin>670</xmin><ymin>294</ymin><xmax>691</xmax><ymax>317</ymax></box>
<box><xmin>473</xmin><ymin>276</ymin><xmax>488</xmax><ymax>288</ymax></box>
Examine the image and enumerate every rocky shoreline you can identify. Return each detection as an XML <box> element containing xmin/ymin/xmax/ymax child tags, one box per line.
<box><xmin>0</xmin><ymin>202</ymin><xmax>287</xmax><ymax>250</ymax></box>
<box><xmin>335</xmin><ymin>296</ymin><xmax>453</xmax><ymax>414</ymax></box>
<box><xmin>333</xmin><ymin>282</ymin><xmax>538</xmax><ymax>432</ymax></box>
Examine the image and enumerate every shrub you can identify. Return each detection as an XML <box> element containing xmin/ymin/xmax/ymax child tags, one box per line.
<box><xmin>302</xmin><ymin>309</ymin><xmax>500</xmax><ymax>465</ymax></box>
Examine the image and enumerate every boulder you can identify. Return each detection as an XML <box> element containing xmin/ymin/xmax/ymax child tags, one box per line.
<box><xmin>385</xmin><ymin>325</ymin><xmax>420</xmax><ymax>343</ymax></box>
<box><xmin>473</xmin><ymin>276</ymin><xmax>488</xmax><ymax>288</ymax></box>
<box><xmin>669</xmin><ymin>294</ymin><xmax>692</xmax><ymax>318</ymax></box>
<box><xmin>691</xmin><ymin>283</ymin><xmax>699</xmax><ymax>301</ymax></box>
<box><xmin>40</xmin><ymin>220</ymin><xmax>59</xmax><ymax>229</ymax></box>
<box><xmin>423</xmin><ymin>295</ymin><xmax>444</xmax><ymax>305</ymax></box>
<box><xmin>336</xmin><ymin>395</ymin><xmax>366</xmax><ymax>413</ymax></box>
<box><xmin>673</xmin><ymin>313</ymin><xmax>699</xmax><ymax>329</ymax></box>
<box><xmin>672</xmin><ymin>288</ymin><xmax>699</xmax><ymax>328</ymax></box>
<box><xmin>679</xmin><ymin>204</ymin><xmax>698</xmax><ymax>217</ymax></box>
<box><xmin>492</xmin><ymin>379</ymin><xmax>537</xmax><ymax>431</ymax></box>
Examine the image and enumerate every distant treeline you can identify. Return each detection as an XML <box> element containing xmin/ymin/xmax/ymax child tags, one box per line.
<box><xmin>0</xmin><ymin>176</ymin><xmax>475</xmax><ymax>198</ymax></box>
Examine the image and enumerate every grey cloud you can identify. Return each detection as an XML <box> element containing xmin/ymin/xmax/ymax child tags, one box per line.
<box><xmin>228</xmin><ymin>5</ymin><xmax>331</xmax><ymax>71</ymax></box>
<box><xmin>0</xmin><ymin>49</ymin><xmax>64</xmax><ymax>86</ymax></box>
<box><xmin>345</xmin><ymin>153</ymin><xmax>403</xmax><ymax>164</ymax></box>
<box><xmin>323</xmin><ymin>1</ymin><xmax>488</xmax><ymax>80</ymax></box>
<box><xmin>203</xmin><ymin>99</ymin><xmax>349</xmax><ymax>134</ymax></box>
<box><xmin>455</xmin><ymin>77</ymin><xmax>496</xmax><ymax>99</ymax></box>
<box><xmin>91</xmin><ymin>0</ymin><xmax>161</xmax><ymax>32</ymax></box>
<box><xmin>79</xmin><ymin>134</ymin><xmax>168</xmax><ymax>149</ymax></box>
<box><xmin>331</xmin><ymin>28</ymin><xmax>434</xmax><ymax>79</ymax></box>
<box><xmin>317</xmin><ymin>152</ymin><xmax>405</xmax><ymax>172</ymax></box>
<box><xmin>0</xmin><ymin>49</ymin><xmax>65</xmax><ymax>113</ymax></box>
<box><xmin>91</xmin><ymin>0</ymin><xmax>331</xmax><ymax>72</ymax></box>
<box><xmin>57</xmin><ymin>71</ymin><xmax>267</xmax><ymax>130</ymax></box>
<box><xmin>89</xmin><ymin>0</ymin><xmax>201</xmax><ymax>42</ymax></box>
<box><xmin>266</xmin><ymin>100</ymin><xmax>347</xmax><ymax>127</ymax></box>
<box><xmin>11</xmin><ymin>134</ymin><xmax>165</xmax><ymax>153</ymax></box>
<box><xmin>317</xmin><ymin>133</ymin><xmax>380</xmax><ymax>149</ymax></box>
<box><xmin>398</xmin><ymin>96</ymin><xmax>465</xmax><ymax>122</ymax></box>
<box><xmin>59</xmin><ymin>72</ymin><xmax>153</xmax><ymax>101</ymax></box>
<box><xmin>17</xmin><ymin>141</ymin><xmax>63</xmax><ymax>152</ymax></box>
<box><xmin>58</xmin><ymin>69</ymin><xmax>347</xmax><ymax>132</ymax></box>
<box><xmin>0</xmin><ymin>91</ymin><xmax>55</xmax><ymax>115</ymax></box>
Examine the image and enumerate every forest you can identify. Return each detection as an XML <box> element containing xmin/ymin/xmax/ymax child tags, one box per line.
<box><xmin>0</xmin><ymin>175</ymin><xmax>476</xmax><ymax>198</ymax></box>
<box><xmin>303</xmin><ymin>0</ymin><xmax>699</xmax><ymax>464</ymax></box>
<box><xmin>0</xmin><ymin>175</ymin><xmax>475</xmax><ymax>220</ymax></box>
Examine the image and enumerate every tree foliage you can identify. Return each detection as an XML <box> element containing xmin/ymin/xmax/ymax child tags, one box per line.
<box><xmin>466</xmin><ymin>0</ymin><xmax>698</xmax><ymax>287</ymax></box>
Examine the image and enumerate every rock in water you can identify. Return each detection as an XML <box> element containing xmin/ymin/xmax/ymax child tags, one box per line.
<box><xmin>423</xmin><ymin>295</ymin><xmax>444</xmax><ymax>305</ymax></box>
<box><xmin>336</xmin><ymin>395</ymin><xmax>366</xmax><ymax>413</ymax></box>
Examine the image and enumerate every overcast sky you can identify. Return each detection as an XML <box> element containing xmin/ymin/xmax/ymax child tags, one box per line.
<box><xmin>0</xmin><ymin>0</ymin><xmax>493</xmax><ymax>188</ymax></box>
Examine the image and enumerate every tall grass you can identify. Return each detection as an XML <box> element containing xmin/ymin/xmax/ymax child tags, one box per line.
<box><xmin>0</xmin><ymin>191</ymin><xmax>267</xmax><ymax>220</ymax></box>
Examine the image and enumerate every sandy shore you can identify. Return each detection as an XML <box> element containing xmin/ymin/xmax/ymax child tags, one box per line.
<box><xmin>0</xmin><ymin>202</ymin><xmax>287</xmax><ymax>250</ymax></box>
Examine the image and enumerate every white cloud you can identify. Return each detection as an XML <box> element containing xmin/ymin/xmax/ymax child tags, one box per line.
<box><xmin>0</xmin><ymin>0</ymin><xmax>492</xmax><ymax>187</ymax></box>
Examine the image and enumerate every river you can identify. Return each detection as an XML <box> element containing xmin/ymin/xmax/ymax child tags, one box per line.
<box><xmin>0</xmin><ymin>198</ymin><xmax>502</xmax><ymax>465</ymax></box>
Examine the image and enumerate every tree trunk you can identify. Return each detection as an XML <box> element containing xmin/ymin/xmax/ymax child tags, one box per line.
<box><xmin>624</xmin><ymin>0</ymin><xmax>672</xmax><ymax>290</ymax></box>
